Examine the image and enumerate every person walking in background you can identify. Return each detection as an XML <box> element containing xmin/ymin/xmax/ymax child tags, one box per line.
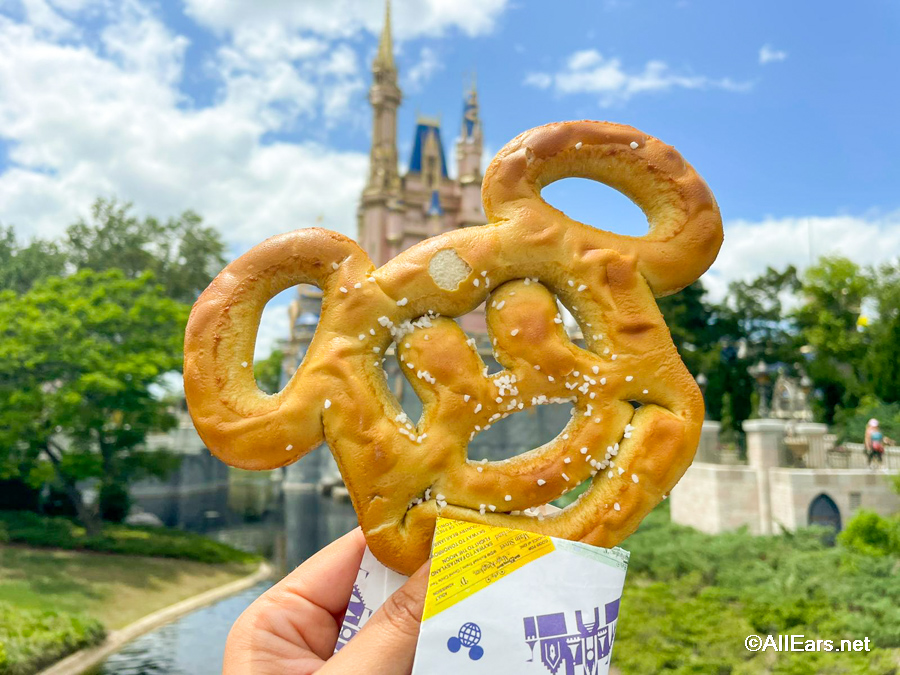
<box><xmin>865</xmin><ymin>419</ymin><xmax>886</xmax><ymax>470</ymax></box>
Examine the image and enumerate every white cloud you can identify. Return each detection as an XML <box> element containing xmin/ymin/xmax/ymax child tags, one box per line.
<box><xmin>405</xmin><ymin>46</ymin><xmax>442</xmax><ymax>91</ymax></box>
<box><xmin>100</xmin><ymin>1</ymin><xmax>189</xmax><ymax>87</ymax></box>
<box><xmin>523</xmin><ymin>72</ymin><xmax>551</xmax><ymax>89</ymax></box>
<box><xmin>213</xmin><ymin>25</ymin><xmax>365</xmax><ymax>130</ymax></box>
<box><xmin>0</xmin><ymin>0</ymin><xmax>514</xmax><ymax>364</ymax></box>
<box><xmin>703</xmin><ymin>212</ymin><xmax>900</xmax><ymax>302</ymax></box>
<box><xmin>19</xmin><ymin>0</ymin><xmax>80</xmax><ymax>38</ymax></box>
<box><xmin>45</xmin><ymin>0</ymin><xmax>100</xmax><ymax>11</ymax></box>
<box><xmin>759</xmin><ymin>44</ymin><xmax>787</xmax><ymax>65</ymax></box>
<box><xmin>0</xmin><ymin>7</ymin><xmax>368</xmax><ymax>252</ymax></box>
<box><xmin>183</xmin><ymin>0</ymin><xmax>511</xmax><ymax>40</ymax></box>
<box><xmin>525</xmin><ymin>49</ymin><xmax>751</xmax><ymax>106</ymax></box>
<box><xmin>256</xmin><ymin>298</ymin><xmax>291</xmax><ymax>361</ymax></box>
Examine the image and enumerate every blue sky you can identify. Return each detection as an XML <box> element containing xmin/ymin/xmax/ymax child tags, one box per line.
<box><xmin>1</xmin><ymin>0</ymin><xmax>898</xmax><ymax>356</ymax></box>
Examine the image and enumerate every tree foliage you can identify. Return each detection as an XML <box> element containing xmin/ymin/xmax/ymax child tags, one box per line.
<box><xmin>0</xmin><ymin>198</ymin><xmax>227</xmax><ymax>303</ymax></box>
<box><xmin>0</xmin><ymin>198</ymin><xmax>229</xmax><ymax>525</ymax></box>
<box><xmin>793</xmin><ymin>257</ymin><xmax>872</xmax><ymax>422</ymax></box>
<box><xmin>865</xmin><ymin>261</ymin><xmax>900</xmax><ymax>404</ymax></box>
<box><xmin>720</xmin><ymin>265</ymin><xmax>801</xmax><ymax>366</ymax></box>
<box><xmin>655</xmin><ymin>255</ymin><xmax>899</xmax><ymax>435</ymax></box>
<box><xmin>64</xmin><ymin>199</ymin><xmax>227</xmax><ymax>304</ymax></box>
<box><xmin>0</xmin><ymin>270</ymin><xmax>188</xmax><ymax>529</ymax></box>
<box><xmin>0</xmin><ymin>226</ymin><xmax>67</xmax><ymax>294</ymax></box>
<box><xmin>254</xmin><ymin>349</ymin><xmax>285</xmax><ymax>395</ymax></box>
<box><xmin>614</xmin><ymin>502</ymin><xmax>900</xmax><ymax>674</ymax></box>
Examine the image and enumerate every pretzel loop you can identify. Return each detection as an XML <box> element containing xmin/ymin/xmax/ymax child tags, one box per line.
<box><xmin>482</xmin><ymin>121</ymin><xmax>722</xmax><ymax>296</ymax></box>
<box><xmin>183</xmin><ymin>228</ymin><xmax>371</xmax><ymax>469</ymax></box>
<box><xmin>184</xmin><ymin>121</ymin><xmax>723</xmax><ymax>575</ymax></box>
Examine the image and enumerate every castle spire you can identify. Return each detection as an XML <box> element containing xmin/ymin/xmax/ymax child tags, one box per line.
<box><xmin>456</xmin><ymin>72</ymin><xmax>485</xmax><ymax>228</ymax></box>
<box><xmin>462</xmin><ymin>72</ymin><xmax>480</xmax><ymax>140</ymax></box>
<box><xmin>359</xmin><ymin>0</ymin><xmax>403</xmax><ymax>263</ymax></box>
<box><xmin>373</xmin><ymin>0</ymin><xmax>396</xmax><ymax>74</ymax></box>
<box><xmin>365</xmin><ymin>0</ymin><xmax>402</xmax><ymax>196</ymax></box>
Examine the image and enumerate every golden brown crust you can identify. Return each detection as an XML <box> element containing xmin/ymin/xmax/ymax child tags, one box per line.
<box><xmin>184</xmin><ymin>120</ymin><xmax>722</xmax><ymax>575</ymax></box>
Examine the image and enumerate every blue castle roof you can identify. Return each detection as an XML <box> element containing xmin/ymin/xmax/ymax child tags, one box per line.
<box><xmin>427</xmin><ymin>189</ymin><xmax>443</xmax><ymax>216</ymax></box>
<box><xmin>463</xmin><ymin>94</ymin><xmax>478</xmax><ymax>138</ymax></box>
<box><xmin>408</xmin><ymin>121</ymin><xmax>448</xmax><ymax>177</ymax></box>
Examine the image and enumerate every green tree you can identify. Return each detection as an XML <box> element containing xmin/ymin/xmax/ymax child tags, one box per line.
<box><xmin>63</xmin><ymin>198</ymin><xmax>227</xmax><ymax>304</ymax></box>
<box><xmin>696</xmin><ymin>267</ymin><xmax>801</xmax><ymax>431</ymax></box>
<box><xmin>657</xmin><ymin>281</ymin><xmax>714</xmax><ymax>377</ymax></box>
<box><xmin>254</xmin><ymin>349</ymin><xmax>285</xmax><ymax>395</ymax></box>
<box><xmin>0</xmin><ymin>226</ymin><xmax>68</xmax><ymax>294</ymax></box>
<box><xmin>719</xmin><ymin>265</ymin><xmax>801</xmax><ymax>367</ymax></box>
<box><xmin>0</xmin><ymin>270</ymin><xmax>188</xmax><ymax>532</ymax></box>
<box><xmin>865</xmin><ymin>260</ymin><xmax>900</xmax><ymax>404</ymax></box>
<box><xmin>793</xmin><ymin>257</ymin><xmax>871</xmax><ymax>423</ymax></box>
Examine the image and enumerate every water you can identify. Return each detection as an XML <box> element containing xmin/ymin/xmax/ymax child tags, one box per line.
<box><xmin>89</xmin><ymin>491</ymin><xmax>358</xmax><ymax>674</ymax></box>
<box><xmin>85</xmin><ymin>583</ymin><xmax>272</xmax><ymax>675</ymax></box>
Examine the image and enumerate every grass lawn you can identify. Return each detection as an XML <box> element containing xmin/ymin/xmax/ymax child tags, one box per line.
<box><xmin>0</xmin><ymin>546</ymin><xmax>255</xmax><ymax>630</ymax></box>
<box><xmin>0</xmin><ymin>511</ymin><xmax>261</xmax><ymax>674</ymax></box>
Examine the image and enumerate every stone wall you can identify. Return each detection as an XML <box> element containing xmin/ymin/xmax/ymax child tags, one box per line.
<box><xmin>672</xmin><ymin>462</ymin><xmax>900</xmax><ymax>536</ymax></box>
<box><xmin>695</xmin><ymin>421</ymin><xmax>721</xmax><ymax>463</ymax></box>
<box><xmin>768</xmin><ymin>469</ymin><xmax>900</xmax><ymax>531</ymax></box>
<box><xmin>130</xmin><ymin>421</ymin><xmax>230</xmax><ymax>530</ymax></box>
<box><xmin>670</xmin><ymin>463</ymin><xmax>761</xmax><ymax>534</ymax></box>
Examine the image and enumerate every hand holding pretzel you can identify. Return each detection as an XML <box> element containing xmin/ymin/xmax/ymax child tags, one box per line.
<box><xmin>184</xmin><ymin>121</ymin><xmax>723</xmax><ymax>575</ymax></box>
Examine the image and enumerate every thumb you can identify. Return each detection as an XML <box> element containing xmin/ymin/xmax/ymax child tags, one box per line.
<box><xmin>321</xmin><ymin>561</ymin><xmax>430</xmax><ymax>675</ymax></box>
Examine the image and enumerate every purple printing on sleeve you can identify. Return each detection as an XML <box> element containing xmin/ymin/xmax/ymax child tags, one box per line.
<box><xmin>522</xmin><ymin>598</ymin><xmax>622</xmax><ymax>675</ymax></box>
<box><xmin>334</xmin><ymin>583</ymin><xmax>374</xmax><ymax>652</ymax></box>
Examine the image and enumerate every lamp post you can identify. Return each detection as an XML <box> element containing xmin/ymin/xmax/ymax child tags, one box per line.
<box><xmin>695</xmin><ymin>373</ymin><xmax>708</xmax><ymax>413</ymax></box>
<box><xmin>798</xmin><ymin>372</ymin><xmax>814</xmax><ymax>422</ymax></box>
<box><xmin>748</xmin><ymin>360</ymin><xmax>771</xmax><ymax>418</ymax></box>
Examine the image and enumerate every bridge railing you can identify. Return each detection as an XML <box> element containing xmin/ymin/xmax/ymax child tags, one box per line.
<box><xmin>803</xmin><ymin>441</ymin><xmax>900</xmax><ymax>471</ymax></box>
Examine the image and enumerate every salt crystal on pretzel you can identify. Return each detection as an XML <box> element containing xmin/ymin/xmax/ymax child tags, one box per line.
<box><xmin>183</xmin><ymin>120</ymin><xmax>723</xmax><ymax>575</ymax></box>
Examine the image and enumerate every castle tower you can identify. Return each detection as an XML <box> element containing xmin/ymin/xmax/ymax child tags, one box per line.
<box><xmin>281</xmin><ymin>2</ymin><xmax>574</xmax><ymax>488</ymax></box>
<box><xmin>283</xmin><ymin>285</ymin><xmax>324</xmax><ymax>386</ymax></box>
<box><xmin>359</xmin><ymin>0</ymin><xmax>403</xmax><ymax>266</ymax></box>
<box><xmin>456</xmin><ymin>77</ymin><xmax>484</xmax><ymax>229</ymax></box>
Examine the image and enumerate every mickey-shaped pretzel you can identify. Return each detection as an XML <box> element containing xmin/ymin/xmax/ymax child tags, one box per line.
<box><xmin>184</xmin><ymin>121</ymin><xmax>723</xmax><ymax>575</ymax></box>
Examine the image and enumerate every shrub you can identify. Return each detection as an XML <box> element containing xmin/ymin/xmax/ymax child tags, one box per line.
<box><xmin>0</xmin><ymin>511</ymin><xmax>259</xmax><ymax>565</ymax></box>
<box><xmin>0</xmin><ymin>603</ymin><xmax>105</xmax><ymax>675</ymax></box>
<box><xmin>614</xmin><ymin>500</ymin><xmax>900</xmax><ymax>672</ymax></box>
<box><xmin>837</xmin><ymin>509</ymin><xmax>900</xmax><ymax>557</ymax></box>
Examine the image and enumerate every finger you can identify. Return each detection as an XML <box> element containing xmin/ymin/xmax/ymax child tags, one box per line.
<box><xmin>320</xmin><ymin>560</ymin><xmax>429</xmax><ymax>675</ymax></box>
<box><xmin>245</xmin><ymin>527</ymin><xmax>367</xmax><ymax>661</ymax></box>
<box><xmin>272</xmin><ymin>527</ymin><xmax>367</xmax><ymax>616</ymax></box>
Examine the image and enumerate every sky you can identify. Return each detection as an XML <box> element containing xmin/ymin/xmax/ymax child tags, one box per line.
<box><xmin>1</xmin><ymin>0</ymin><xmax>899</xmax><ymax>360</ymax></box>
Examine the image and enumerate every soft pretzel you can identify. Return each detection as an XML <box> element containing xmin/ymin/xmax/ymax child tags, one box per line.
<box><xmin>184</xmin><ymin>120</ymin><xmax>722</xmax><ymax>575</ymax></box>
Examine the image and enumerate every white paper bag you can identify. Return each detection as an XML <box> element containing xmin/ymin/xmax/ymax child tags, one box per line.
<box><xmin>333</xmin><ymin>545</ymin><xmax>408</xmax><ymax>652</ymax></box>
<box><xmin>335</xmin><ymin>517</ymin><xmax>629</xmax><ymax>675</ymax></box>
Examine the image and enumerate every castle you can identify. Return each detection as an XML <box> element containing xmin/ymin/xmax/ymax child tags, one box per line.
<box><xmin>359</xmin><ymin>0</ymin><xmax>486</xmax><ymax>265</ymax></box>
<box><xmin>280</xmin><ymin>1</ymin><xmax>571</xmax><ymax>490</ymax></box>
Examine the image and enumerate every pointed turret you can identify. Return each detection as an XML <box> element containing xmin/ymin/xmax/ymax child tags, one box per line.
<box><xmin>373</xmin><ymin>0</ymin><xmax>396</xmax><ymax>75</ymax></box>
<box><xmin>461</xmin><ymin>73</ymin><xmax>481</xmax><ymax>141</ymax></box>
<box><xmin>359</xmin><ymin>0</ymin><xmax>403</xmax><ymax>265</ymax></box>
<box><xmin>365</xmin><ymin>0</ymin><xmax>401</xmax><ymax>196</ymax></box>
<box><xmin>456</xmin><ymin>75</ymin><xmax>485</xmax><ymax>228</ymax></box>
